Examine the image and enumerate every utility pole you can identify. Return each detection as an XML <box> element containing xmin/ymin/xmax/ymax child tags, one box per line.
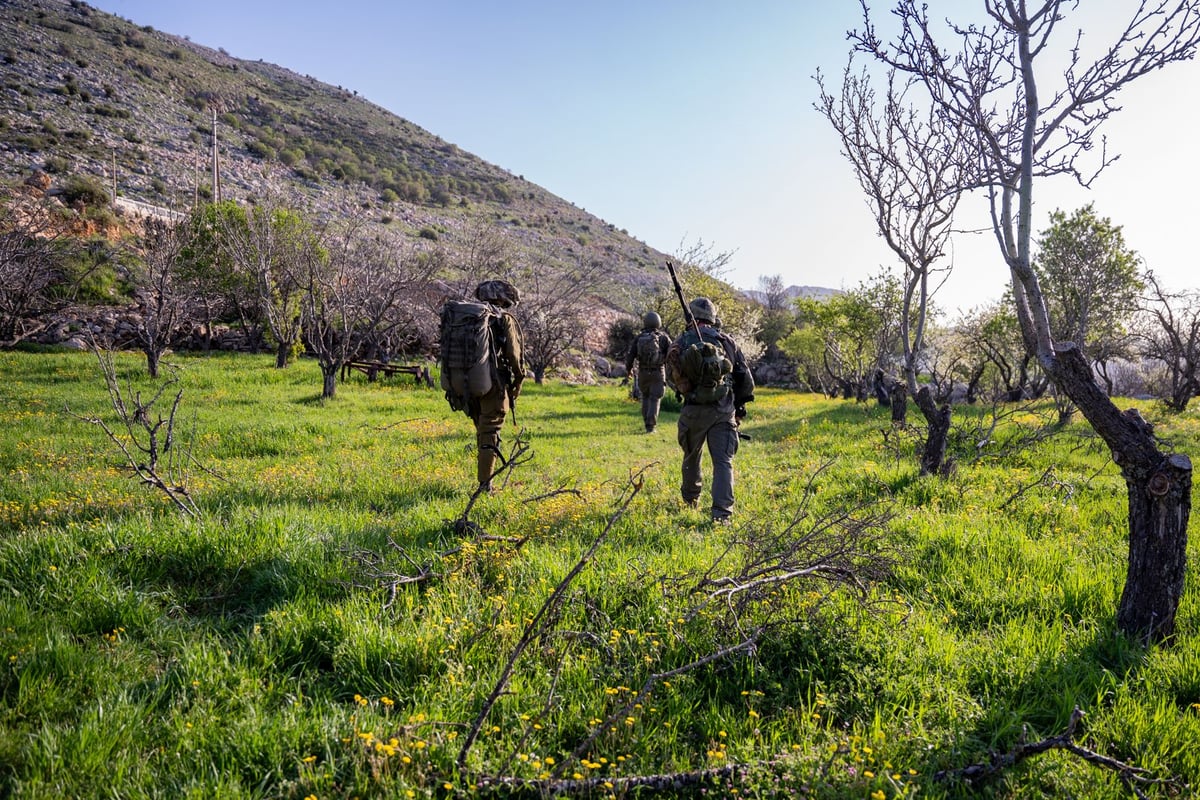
<box><xmin>210</xmin><ymin>106</ymin><xmax>221</xmax><ymax>203</ymax></box>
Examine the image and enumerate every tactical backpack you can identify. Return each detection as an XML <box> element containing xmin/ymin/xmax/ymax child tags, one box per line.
<box><xmin>439</xmin><ymin>300</ymin><xmax>499</xmax><ymax>412</ymax></box>
<box><xmin>636</xmin><ymin>331</ymin><xmax>665</xmax><ymax>370</ymax></box>
<box><xmin>679</xmin><ymin>329</ymin><xmax>733</xmax><ymax>404</ymax></box>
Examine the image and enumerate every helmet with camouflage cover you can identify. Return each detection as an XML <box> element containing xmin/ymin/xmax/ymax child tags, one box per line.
<box><xmin>689</xmin><ymin>297</ymin><xmax>717</xmax><ymax>324</ymax></box>
<box><xmin>642</xmin><ymin>311</ymin><xmax>662</xmax><ymax>330</ymax></box>
<box><xmin>475</xmin><ymin>279</ymin><xmax>520</xmax><ymax>308</ymax></box>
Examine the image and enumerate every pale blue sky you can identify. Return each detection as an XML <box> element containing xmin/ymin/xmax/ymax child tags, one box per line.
<box><xmin>91</xmin><ymin>1</ymin><xmax>1199</xmax><ymax>313</ymax></box>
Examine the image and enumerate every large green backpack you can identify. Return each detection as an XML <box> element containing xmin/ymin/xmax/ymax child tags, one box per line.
<box><xmin>679</xmin><ymin>329</ymin><xmax>732</xmax><ymax>404</ymax></box>
<box><xmin>636</xmin><ymin>330</ymin><xmax>665</xmax><ymax>369</ymax></box>
<box><xmin>439</xmin><ymin>300</ymin><xmax>499</xmax><ymax>413</ymax></box>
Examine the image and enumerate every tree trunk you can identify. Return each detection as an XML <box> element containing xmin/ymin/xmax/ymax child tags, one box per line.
<box><xmin>321</xmin><ymin>368</ymin><xmax>337</xmax><ymax>399</ymax></box>
<box><xmin>914</xmin><ymin>386</ymin><xmax>950</xmax><ymax>477</ymax></box>
<box><xmin>873</xmin><ymin>369</ymin><xmax>891</xmax><ymax>407</ymax></box>
<box><xmin>889</xmin><ymin>381</ymin><xmax>907</xmax><ymax>424</ymax></box>
<box><xmin>145</xmin><ymin>347</ymin><xmax>160</xmax><ymax>379</ymax></box>
<box><xmin>275</xmin><ymin>340</ymin><xmax>291</xmax><ymax>368</ymax></box>
<box><xmin>1049</xmin><ymin>345</ymin><xmax>1191</xmax><ymax>642</ymax></box>
<box><xmin>965</xmin><ymin>365</ymin><xmax>984</xmax><ymax>405</ymax></box>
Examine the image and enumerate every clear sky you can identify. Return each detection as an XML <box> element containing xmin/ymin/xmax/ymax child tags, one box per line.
<box><xmin>90</xmin><ymin>1</ymin><xmax>1199</xmax><ymax>314</ymax></box>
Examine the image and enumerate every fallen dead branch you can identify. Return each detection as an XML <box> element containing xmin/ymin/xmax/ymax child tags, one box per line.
<box><xmin>456</xmin><ymin>468</ymin><xmax>648</xmax><ymax>771</ymax></box>
<box><xmin>933</xmin><ymin>706</ymin><xmax>1182</xmax><ymax>798</ymax></box>
<box><xmin>468</xmin><ymin>462</ymin><xmax>898</xmax><ymax>792</ymax></box>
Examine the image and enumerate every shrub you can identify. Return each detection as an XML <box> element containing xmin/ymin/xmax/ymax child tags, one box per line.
<box><xmin>61</xmin><ymin>175</ymin><xmax>109</xmax><ymax>207</ymax></box>
<box><xmin>278</xmin><ymin>148</ymin><xmax>303</xmax><ymax>167</ymax></box>
<box><xmin>84</xmin><ymin>205</ymin><xmax>119</xmax><ymax>229</ymax></box>
<box><xmin>246</xmin><ymin>140</ymin><xmax>274</xmax><ymax>160</ymax></box>
<box><xmin>418</xmin><ymin>227</ymin><xmax>438</xmax><ymax>241</ymax></box>
<box><xmin>92</xmin><ymin>104</ymin><xmax>131</xmax><ymax>119</ymax></box>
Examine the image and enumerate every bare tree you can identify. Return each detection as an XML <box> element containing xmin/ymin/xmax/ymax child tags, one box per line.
<box><xmin>817</xmin><ymin>62</ymin><xmax>964</xmax><ymax>473</ymax></box>
<box><xmin>70</xmin><ymin>344</ymin><xmax>200</xmax><ymax>517</ymax></box>
<box><xmin>301</xmin><ymin>221</ymin><xmax>436</xmax><ymax>399</ymax></box>
<box><xmin>0</xmin><ymin>189</ymin><xmax>75</xmax><ymax>346</ymax></box>
<box><xmin>854</xmin><ymin>0</ymin><xmax>1200</xmax><ymax>640</ymax></box>
<box><xmin>512</xmin><ymin>252</ymin><xmax>609</xmax><ymax>384</ymax></box>
<box><xmin>1139</xmin><ymin>272</ymin><xmax>1200</xmax><ymax>413</ymax></box>
<box><xmin>130</xmin><ymin>217</ymin><xmax>199</xmax><ymax>378</ymax></box>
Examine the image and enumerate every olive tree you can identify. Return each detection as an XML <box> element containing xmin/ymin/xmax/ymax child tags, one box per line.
<box><xmin>215</xmin><ymin>201</ymin><xmax>318</xmax><ymax>367</ymax></box>
<box><xmin>854</xmin><ymin>0</ymin><xmax>1200</xmax><ymax>640</ymax></box>
<box><xmin>1034</xmin><ymin>204</ymin><xmax>1144</xmax><ymax>393</ymax></box>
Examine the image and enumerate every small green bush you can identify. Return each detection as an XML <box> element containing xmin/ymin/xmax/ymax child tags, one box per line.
<box><xmin>417</xmin><ymin>226</ymin><xmax>438</xmax><ymax>241</ymax></box>
<box><xmin>60</xmin><ymin>175</ymin><xmax>109</xmax><ymax>208</ymax></box>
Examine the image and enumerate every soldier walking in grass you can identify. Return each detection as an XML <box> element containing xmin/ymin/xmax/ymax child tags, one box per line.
<box><xmin>439</xmin><ymin>280</ymin><xmax>525</xmax><ymax>493</ymax></box>
<box><xmin>623</xmin><ymin>311</ymin><xmax>672</xmax><ymax>433</ymax></box>
<box><xmin>666</xmin><ymin>297</ymin><xmax>754</xmax><ymax>525</ymax></box>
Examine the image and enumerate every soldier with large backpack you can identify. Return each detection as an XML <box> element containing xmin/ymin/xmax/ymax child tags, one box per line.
<box><xmin>666</xmin><ymin>296</ymin><xmax>754</xmax><ymax>525</ymax></box>
<box><xmin>439</xmin><ymin>280</ymin><xmax>525</xmax><ymax>493</ymax></box>
<box><xmin>623</xmin><ymin>311</ymin><xmax>672</xmax><ymax>433</ymax></box>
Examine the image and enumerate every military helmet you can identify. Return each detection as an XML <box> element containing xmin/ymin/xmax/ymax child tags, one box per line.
<box><xmin>689</xmin><ymin>297</ymin><xmax>717</xmax><ymax>324</ymax></box>
<box><xmin>475</xmin><ymin>279</ymin><xmax>520</xmax><ymax>308</ymax></box>
<box><xmin>642</xmin><ymin>311</ymin><xmax>662</xmax><ymax>330</ymax></box>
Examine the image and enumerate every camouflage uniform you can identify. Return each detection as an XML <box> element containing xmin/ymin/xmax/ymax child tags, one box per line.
<box><xmin>624</xmin><ymin>313</ymin><xmax>672</xmax><ymax>432</ymax></box>
<box><xmin>666</xmin><ymin>299</ymin><xmax>754</xmax><ymax>523</ymax></box>
<box><xmin>468</xmin><ymin>282</ymin><xmax>525</xmax><ymax>490</ymax></box>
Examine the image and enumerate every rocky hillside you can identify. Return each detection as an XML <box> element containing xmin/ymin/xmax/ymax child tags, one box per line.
<box><xmin>0</xmin><ymin>0</ymin><xmax>673</xmax><ymax>309</ymax></box>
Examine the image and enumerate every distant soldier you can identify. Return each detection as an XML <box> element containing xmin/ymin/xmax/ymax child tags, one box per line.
<box><xmin>624</xmin><ymin>311</ymin><xmax>672</xmax><ymax>433</ymax></box>
<box><xmin>666</xmin><ymin>297</ymin><xmax>754</xmax><ymax>525</ymax></box>
<box><xmin>439</xmin><ymin>280</ymin><xmax>525</xmax><ymax>493</ymax></box>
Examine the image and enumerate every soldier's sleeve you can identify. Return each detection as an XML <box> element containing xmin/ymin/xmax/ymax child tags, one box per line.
<box><xmin>624</xmin><ymin>335</ymin><xmax>638</xmax><ymax>373</ymax></box>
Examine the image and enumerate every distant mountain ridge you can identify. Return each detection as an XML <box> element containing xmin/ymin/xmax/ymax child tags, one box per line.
<box><xmin>743</xmin><ymin>285</ymin><xmax>842</xmax><ymax>305</ymax></box>
<box><xmin>0</xmin><ymin>0</ymin><xmax>674</xmax><ymax>305</ymax></box>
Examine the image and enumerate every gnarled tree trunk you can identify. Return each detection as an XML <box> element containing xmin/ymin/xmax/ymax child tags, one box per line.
<box><xmin>889</xmin><ymin>380</ymin><xmax>907</xmax><ymax>424</ymax></box>
<box><xmin>913</xmin><ymin>386</ymin><xmax>950</xmax><ymax>477</ymax></box>
<box><xmin>1050</xmin><ymin>345</ymin><xmax>1191</xmax><ymax>640</ymax></box>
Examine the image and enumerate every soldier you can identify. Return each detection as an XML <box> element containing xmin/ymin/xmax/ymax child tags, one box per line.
<box><xmin>439</xmin><ymin>280</ymin><xmax>525</xmax><ymax>493</ymax></box>
<box><xmin>623</xmin><ymin>311</ymin><xmax>672</xmax><ymax>432</ymax></box>
<box><xmin>666</xmin><ymin>297</ymin><xmax>754</xmax><ymax>525</ymax></box>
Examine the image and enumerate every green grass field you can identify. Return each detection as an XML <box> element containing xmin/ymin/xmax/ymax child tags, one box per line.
<box><xmin>1</xmin><ymin>349</ymin><xmax>1198</xmax><ymax>799</ymax></box>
